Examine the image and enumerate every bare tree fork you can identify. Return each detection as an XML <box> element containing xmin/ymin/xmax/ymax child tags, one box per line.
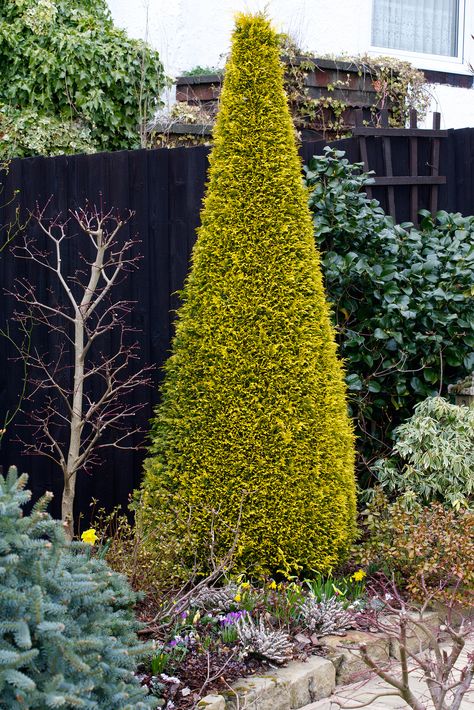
<box><xmin>335</xmin><ymin>579</ymin><xmax>474</xmax><ymax>710</ymax></box>
<box><xmin>7</xmin><ymin>200</ymin><xmax>154</xmax><ymax>538</ymax></box>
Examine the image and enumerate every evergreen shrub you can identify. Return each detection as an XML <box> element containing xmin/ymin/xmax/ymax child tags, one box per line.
<box><xmin>354</xmin><ymin>491</ymin><xmax>474</xmax><ymax>601</ymax></box>
<box><xmin>305</xmin><ymin>149</ymin><xmax>474</xmax><ymax>468</ymax></box>
<box><xmin>140</xmin><ymin>14</ymin><xmax>356</xmax><ymax>576</ymax></box>
<box><xmin>0</xmin><ymin>467</ymin><xmax>157</xmax><ymax>709</ymax></box>
<box><xmin>372</xmin><ymin>396</ymin><xmax>474</xmax><ymax>509</ymax></box>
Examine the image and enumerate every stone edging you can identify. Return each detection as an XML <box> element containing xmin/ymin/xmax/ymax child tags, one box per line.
<box><xmin>197</xmin><ymin>611</ymin><xmax>439</xmax><ymax>710</ymax></box>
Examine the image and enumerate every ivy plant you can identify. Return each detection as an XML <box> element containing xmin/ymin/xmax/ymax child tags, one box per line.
<box><xmin>305</xmin><ymin>148</ymin><xmax>474</xmax><ymax>472</ymax></box>
<box><xmin>0</xmin><ymin>105</ymin><xmax>96</xmax><ymax>158</ymax></box>
<box><xmin>0</xmin><ymin>0</ymin><xmax>166</xmax><ymax>155</ymax></box>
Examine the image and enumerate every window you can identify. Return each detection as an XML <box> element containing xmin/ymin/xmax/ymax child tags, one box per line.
<box><xmin>372</xmin><ymin>0</ymin><xmax>462</xmax><ymax>59</ymax></box>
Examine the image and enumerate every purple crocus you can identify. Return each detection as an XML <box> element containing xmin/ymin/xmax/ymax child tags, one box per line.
<box><xmin>219</xmin><ymin>610</ymin><xmax>246</xmax><ymax>626</ymax></box>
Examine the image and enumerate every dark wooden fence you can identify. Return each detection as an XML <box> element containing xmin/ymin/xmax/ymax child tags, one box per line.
<box><xmin>0</xmin><ymin>129</ymin><xmax>473</xmax><ymax>524</ymax></box>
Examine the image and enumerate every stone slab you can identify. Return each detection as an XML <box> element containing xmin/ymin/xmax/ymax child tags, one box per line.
<box><xmin>270</xmin><ymin>656</ymin><xmax>336</xmax><ymax>707</ymax></box>
<box><xmin>322</xmin><ymin>630</ymin><xmax>390</xmax><ymax>684</ymax></box>
<box><xmin>223</xmin><ymin>655</ymin><xmax>335</xmax><ymax>710</ymax></box>
<box><xmin>388</xmin><ymin>611</ymin><xmax>439</xmax><ymax>661</ymax></box>
<box><xmin>224</xmin><ymin>674</ymin><xmax>290</xmax><ymax>710</ymax></box>
<box><xmin>197</xmin><ymin>694</ymin><xmax>227</xmax><ymax>709</ymax></box>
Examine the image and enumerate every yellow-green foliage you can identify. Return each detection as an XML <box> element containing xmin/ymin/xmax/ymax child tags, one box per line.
<box><xmin>140</xmin><ymin>13</ymin><xmax>357</xmax><ymax>576</ymax></box>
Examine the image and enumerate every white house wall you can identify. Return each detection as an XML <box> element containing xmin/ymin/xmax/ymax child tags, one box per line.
<box><xmin>107</xmin><ymin>0</ymin><xmax>474</xmax><ymax>129</ymax></box>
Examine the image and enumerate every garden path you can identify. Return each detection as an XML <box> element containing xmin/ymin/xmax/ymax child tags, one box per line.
<box><xmin>303</xmin><ymin>637</ymin><xmax>474</xmax><ymax>710</ymax></box>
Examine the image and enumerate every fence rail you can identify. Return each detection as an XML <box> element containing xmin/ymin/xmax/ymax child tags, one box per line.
<box><xmin>0</xmin><ymin>128</ymin><xmax>473</xmax><ymax>522</ymax></box>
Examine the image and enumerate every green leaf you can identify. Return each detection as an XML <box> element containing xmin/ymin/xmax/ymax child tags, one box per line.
<box><xmin>346</xmin><ymin>373</ymin><xmax>363</xmax><ymax>390</ymax></box>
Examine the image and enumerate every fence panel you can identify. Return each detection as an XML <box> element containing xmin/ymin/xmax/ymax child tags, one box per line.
<box><xmin>0</xmin><ymin>130</ymin><xmax>472</xmax><ymax>521</ymax></box>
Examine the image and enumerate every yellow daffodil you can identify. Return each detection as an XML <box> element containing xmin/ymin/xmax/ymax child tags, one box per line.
<box><xmin>268</xmin><ymin>580</ymin><xmax>277</xmax><ymax>590</ymax></box>
<box><xmin>81</xmin><ymin>528</ymin><xmax>98</xmax><ymax>545</ymax></box>
<box><xmin>240</xmin><ymin>582</ymin><xmax>251</xmax><ymax>590</ymax></box>
<box><xmin>234</xmin><ymin>594</ymin><xmax>241</xmax><ymax>603</ymax></box>
<box><xmin>192</xmin><ymin>610</ymin><xmax>201</xmax><ymax>625</ymax></box>
<box><xmin>351</xmin><ymin>569</ymin><xmax>366</xmax><ymax>583</ymax></box>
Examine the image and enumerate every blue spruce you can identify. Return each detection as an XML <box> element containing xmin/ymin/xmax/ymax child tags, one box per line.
<box><xmin>0</xmin><ymin>467</ymin><xmax>157</xmax><ymax>708</ymax></box>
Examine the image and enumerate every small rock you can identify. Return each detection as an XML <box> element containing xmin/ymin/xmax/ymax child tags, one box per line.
<box><xmin>197</xmin><ymin>694</ymin><xmax>226</xmax><ymax>709</ymax></box>
<box><xmin>295</xmin><ymin>633</ymin><xmax>312</xmax><ymax>645</ymax></box>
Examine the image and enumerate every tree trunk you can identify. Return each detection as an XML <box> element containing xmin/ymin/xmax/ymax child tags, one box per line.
<box><xmin>63</xmin><ymin>317</ymin><xmax>85</xmax><ymax>539</ymax></box>
<box><xmin>62</xmin><ymin>475</ymin><xmax>76</xmax><ymax>540</ymax></box>
<box><xmin>62</xmin><ymin>237</ymin><xmax>105</xmax><ymax>538</ymax></box>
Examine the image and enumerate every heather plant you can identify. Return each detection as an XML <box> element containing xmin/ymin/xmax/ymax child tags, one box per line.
<box><xmin>305</xmin><ymin>149</ymin><xmax>474</xmax><ymax>469</ymax></box>
<box><xmin>372</xmin><ymin>396</ymin><xmax>474</xmax><ymax>509</ymax></box>
<box><xmin>235</xmin><ymin>615</ymin><xmax>293</xmax><ymax>664</ymax></box>
<box><xmin>140</xmin><ymin>14</ymin><xmax>356</xmax><ymax>577</ymax></box>
<box><xmin>298</xmin><ymin>595</ymin><xmax>354</xmax><ymax>636</ymax></box>
<box><xmin>0</xmin><ymin>467</ymin><xmax>157</xmax><ymax>708</ymax></box>
<box><xmin>190</xmin><ymin>584</ymin><xmax>240</xmax><ymax>612</ymax></box>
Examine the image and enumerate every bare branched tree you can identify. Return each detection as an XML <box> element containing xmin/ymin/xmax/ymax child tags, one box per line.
<box><xmin>7</xmin><ymin>200</ymin><xmax>154</xmax><ymax>538</ymax></box>
<box><xmin>341</xmin><ymin>579</ymin><xmax>474</xmax><ymax>710</ymax></box>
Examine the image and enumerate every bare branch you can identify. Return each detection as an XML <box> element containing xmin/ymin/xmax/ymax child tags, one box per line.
<box><xmin>5</xmin><ymin>201</ymin><xmax>154</xmax><ymax>537</ymax></box>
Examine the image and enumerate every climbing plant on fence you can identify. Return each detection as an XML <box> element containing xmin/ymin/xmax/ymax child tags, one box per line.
<box><xmin>305</xmin><ymin>148</ymin><xmax>474</xmax><ymax>473</ymax></box>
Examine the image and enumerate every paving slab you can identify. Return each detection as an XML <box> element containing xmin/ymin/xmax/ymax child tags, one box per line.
<box><xmin>300</xmin><ymin>637</ymin><xmax>474</xmax><ymax>710</ymax></box>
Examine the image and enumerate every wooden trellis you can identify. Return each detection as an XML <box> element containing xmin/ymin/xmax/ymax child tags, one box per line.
<box><xmin>353</xmin><ymin>108</ymin><xmax>448</xmax><ymax>224</ymax></box>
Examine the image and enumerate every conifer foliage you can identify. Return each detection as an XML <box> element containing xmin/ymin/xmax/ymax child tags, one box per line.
<box><xmin>141</xmin><ymin>14</ymin><xmax>357</xmax><ymax>575</ymax></box>
<box><xmin>0</xmin><ymin>467</ymin><xmax>156</xmax><ymax>709</ymax></box>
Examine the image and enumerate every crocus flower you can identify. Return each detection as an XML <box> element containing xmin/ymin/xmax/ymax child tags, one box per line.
<box><xmin>219</xmin><ymin>611</ymin><xmax>246</xmax><ymax>626</ymax></box>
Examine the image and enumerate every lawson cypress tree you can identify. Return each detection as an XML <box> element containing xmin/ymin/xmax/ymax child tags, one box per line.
<box><xmin>141</xmin><ymin>13</ymin><xmax>357</xmax><ymax>575</ymax></box>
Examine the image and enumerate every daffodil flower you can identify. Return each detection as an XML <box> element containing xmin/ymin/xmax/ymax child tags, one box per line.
<box><xmin>81</xmin><ymin>528</ymin><xmax>98</xmax><ymax>545</ymax></box>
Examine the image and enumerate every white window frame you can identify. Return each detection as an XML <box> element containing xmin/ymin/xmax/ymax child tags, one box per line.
<box><xmin>369</xmin><ymin>0</ymin><xmax>472</xmax><ymax>75</ymax></box>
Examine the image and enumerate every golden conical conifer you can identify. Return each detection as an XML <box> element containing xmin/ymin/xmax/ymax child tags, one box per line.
<box><xmin>141</xmin><ymin>13</ymin><xmax>357</xmax><ymax>575</ymax></box>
